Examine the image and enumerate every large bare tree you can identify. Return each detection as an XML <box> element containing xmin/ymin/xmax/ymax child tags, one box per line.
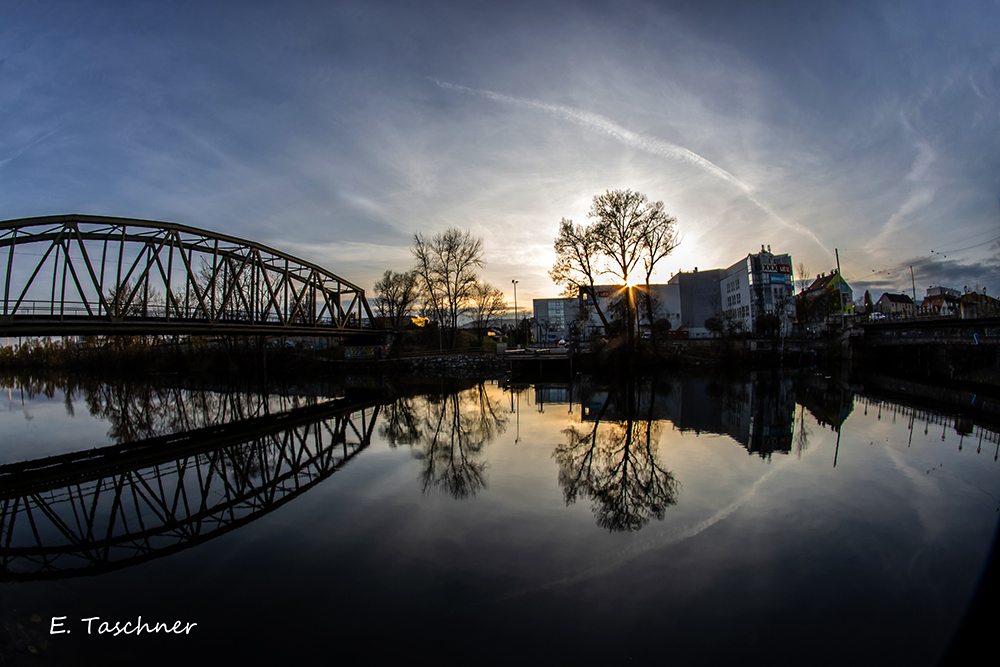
<box><xmin>638</xmin><ymin>203</ymin><xmax>680</xmax><ymax>346</ymax></box>
<box><xmin>550</xmin><ymin>191</ymin><xmax>680</xmax><ymax>349</ymax></box>
<box><xmin>412</xmin><ymin>228</ymin><xmax>485</xmax><ymax>346</ymax></box>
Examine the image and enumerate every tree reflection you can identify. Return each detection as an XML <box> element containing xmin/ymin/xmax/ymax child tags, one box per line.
<box><xmin>76</xmin><ymin>382</ymin><xmax>329</xmax><ymax>485</ymax></box>
<box><xmin>389</xmin><ymin>383</ymin><xmax>507</xmax><ymax>499</ymax></box>
<box><xmin>379</xmin><ymin>396</ymin><xmax>423</xmax><ymax>446</ymax></box>
<box><xmin>555</xmin><ymin>380</ymin><xmax>679</xmax><ymax>532</ymax></box>
<box><xmin>84</xmin><ymin>382</ymin><xmax>291</xmax><ymax>445</ymax></box>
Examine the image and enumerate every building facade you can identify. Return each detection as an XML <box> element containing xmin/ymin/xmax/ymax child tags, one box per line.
<box><xmin>666</xmin><ymin>269</ymin><xmax>725</xmax><ymax>337</ymax></box>
<box><xmin>532</xmin><ymin>297</ymin><xmax>580</xmax><ymax>344</ymax></box>
<box><xmin>575</xmin><ymin>284</ymin><xmax>685</xmax><ymax>336</ymax></box>
<box><xmin>538</xmin><ymin>246</ymin><xmax>795</xmax><ymax>341</ymax></box>
<box><xmin>875</xmin><ymin>292</ymin><xmax>915</xmax><ymax>317</ymax></box>
<box><xmin>720</xmin><ymin>246</ymin><xmax>794</xmax><ymax>336</ymax></box>
<box><xmin>920</xmin><ymin>286</ymin><xmax>961</xmax><ymax>317</ymax></box>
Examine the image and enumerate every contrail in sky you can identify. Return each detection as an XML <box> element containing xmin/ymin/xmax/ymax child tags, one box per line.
<box><xmin>434</xmin><ymin>79</ymin><xmax>830</xmax><ymax>255</ymax></box>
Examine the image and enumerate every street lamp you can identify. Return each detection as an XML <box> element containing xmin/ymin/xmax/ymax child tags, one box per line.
<box><xmin>511</xmin><ymin>279</ymin><xmax>519</xmax><ymax>349</ymax></box>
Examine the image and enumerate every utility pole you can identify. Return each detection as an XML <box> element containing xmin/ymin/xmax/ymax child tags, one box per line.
<box><xmin>910</xmin><ymin>265</ymin><xmax>917</xmax><ymax>309</ymax></box>
<box><xmin>511</xmin><ymin>279</ymin><xmax>519</xmax><ymax>349</ymax></box>
<box><xmin>835</xmin><ymin>248</ymin><xmax>845</xmax><ymax>330</ymax></box>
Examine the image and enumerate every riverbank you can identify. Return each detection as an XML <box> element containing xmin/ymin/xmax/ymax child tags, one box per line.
<box><xmin>4</xmin><ymin>334</ymin><xmax>997</xmax><ymax>388</ymax></box>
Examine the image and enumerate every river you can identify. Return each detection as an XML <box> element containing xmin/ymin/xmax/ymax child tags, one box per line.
<box><xmin>1</xmin><ymin>370</ymin><xmax>997</xmax><ymax>665</ymax></box>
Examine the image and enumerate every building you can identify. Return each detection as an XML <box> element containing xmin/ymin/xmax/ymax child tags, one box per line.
<box><xmin>666</xmin><ymin>269</ymin><xmax>725</xmax><ymax>337</ymax></box>
<box><xmin>920</xmin><ymin>286</ymin><xmax>961</xmax><ymax>317</ymax></box>
<box><xmin>537</xmin><ymin>246</ymin><xmax>794</xmax><ymax>341</ymax></box>
<box><xmin>720</xmin><ymin>246</ymin><xmax>795</xmax><ymax>336</ymax></box>
<box><xmin>532</xmin><ymin>297</ymin><xmax>580</xmax><ymax>344</ymax></box>
<box><xmin>639</xmin><ymin>284</ymin><xmax>684</xmax><ymax>333</ymax></box>
<box><xmin>875</xmin><ymin>292</ymin><xmax>915</xmax><ymax>317</ymax></box>
<box><xmin>958</xmin><ymin>290</ymin><xmax>1000</xmax><ymax>319</ymax></box>
<box><xmin>798</xmin><ymin>269</ymin><xmax>854</xmax><ymax>325</ymax></box>
<box><xmin>574</xmin><ymin>283</ymin><xmax>684</xmax><ymax>337</ymax></box>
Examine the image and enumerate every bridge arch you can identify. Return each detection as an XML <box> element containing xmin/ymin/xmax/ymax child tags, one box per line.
<box><xmin>0</xmin><ymin>214</ymin><xmax>377</xmax><ymax>336</ymax></box>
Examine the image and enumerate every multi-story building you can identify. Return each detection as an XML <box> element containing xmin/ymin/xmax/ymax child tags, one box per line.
<box><xmin>720</xmin><ymin>246</ymin><xmax>794</xmax><ymax>336</ymax></box>
<box><xmin>576</xmin><ymin>284</ymin><xmax>686</xmax><ymax>336</ymax></box>
<box><xmin>798</xmin><ymin>269</ymin><xmax>854</xmax><ymax>325</ymax></box>
<box><xmin>920</xmin><ymin>286</ymin><xmax>961</xmax><ymax>317</ymax></box>
<box><xmin>532</xmin><ymin>297</ymin><xmax>580</xmax><ymax>344</ymax></box>
<box><xmin>665</xmin><ymin>269</ymin><xmax>725</xmax><ymax>337</ymax></box>
<box><xmin>540</xmin><ymin>246</ymin><xmax>794</xmax><ymax>341</ymax></box>
<box><xmin>959</xmin><ymin>290</ymin><xmax>1000</xmax><ymax>319</ymax></box>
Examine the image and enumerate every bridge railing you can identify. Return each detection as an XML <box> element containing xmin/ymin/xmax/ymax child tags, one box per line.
<box><xmin>4</xmin><ymin>300</ymin><xmax>361</xmax><ymax>328</ymax></box>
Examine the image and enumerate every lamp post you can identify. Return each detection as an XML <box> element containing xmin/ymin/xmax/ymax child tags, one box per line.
<box><xmin>511</xmin><ymin>279</ymin><xmax>519</xmax><ymax>349</ymax></box>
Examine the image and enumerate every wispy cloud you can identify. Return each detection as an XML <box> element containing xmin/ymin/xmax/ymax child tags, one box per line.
<box><xmin>0</xmin><ymin>128</ymin><xmax>61</xmax><ymax>169</ymax></box>
<box><xmin>867</xmin><ymin>124</ymin><xmax>937</xmax><ymax>251</ymax></box>
<box><xmin>433</xmin><ymin>79</ymin><xmax>832</xmax><ymax>256</ymax></box>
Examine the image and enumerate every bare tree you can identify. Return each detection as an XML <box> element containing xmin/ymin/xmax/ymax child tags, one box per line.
<box><xmin>373</xmin><ymin>270</ymin><xmax>419</xmax><ymax>330</ymax></box>
<box><xmin>796</xmin><ymin>262</ymin><xmax>811</xmax><ymax>293</ymax></box>
<box><xmin>591</xmin><ymin>190</ymin><xmax>681</xmax><ymax>350</ymax></box>
<box><xmin>550</xmin><ymin>191</ymin><xmax>680</xmax><ymax>352</ymax></box>
<box><xmin>470</xmin><ymin>281</ymin><xmax>507</xmax><ymax>343</ymax></box>
<box><xmin>412</xmin><ymin>229</ymin><xmax>485</xmax><ymax>346</ymax></box>
<box><xmin>639</xmin><ymin>211</ymin><xmax>680</xmax><ymax>347</ymax></box>
<box><xmin>549</xmin><ymin>218</ymin><xmax>612</xmax><ymax>330</ymax></box>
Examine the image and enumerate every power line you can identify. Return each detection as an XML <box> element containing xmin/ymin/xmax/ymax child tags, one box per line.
<box><xmin>933</xmin><ymin>227</ymin><xmax>1000</xmax><ymax>251</ymax></box>
<box><xmin>931</xmin><ymin>234</ymin><xmax>1000</xmax><ymax>256</ymax></box>
<box><xmin>838</xmin><ymin>235</ymin><xmax>1000</xmax><ymax>282</ymax></box>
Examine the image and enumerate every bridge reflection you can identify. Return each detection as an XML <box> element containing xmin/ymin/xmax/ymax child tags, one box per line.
<box><xmin>0</xmin><ymin>383</ymin><xmax>382</xmax><ymax>581</ymax></box>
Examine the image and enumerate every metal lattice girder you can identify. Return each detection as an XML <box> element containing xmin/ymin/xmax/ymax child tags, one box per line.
<box><xmin>0</xmin><ymin>214</ymin><xmax>378</xmax><ymax>336</ymax></box>
<box><xmin>0</xmin><ymin>396</ymin><xmax>381</xmax><ymax>581</ymax></box>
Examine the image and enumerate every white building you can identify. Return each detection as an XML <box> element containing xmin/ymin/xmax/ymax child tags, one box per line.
<box><xmin>721</xmin><ymin>246</ymin><xmax>794</xmax><ymax>336</ymax></box>
<box><xmin>537</xmin><ymin>246</ymin><xmax>794</xmax><ymax>341</ymax></box>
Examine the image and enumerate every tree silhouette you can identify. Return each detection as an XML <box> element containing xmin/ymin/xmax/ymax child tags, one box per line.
<box><xmin>554</xmin><ymin>380</ymin><xmax>680</xmax><ymax>531</ymax></box>
<box><xmin>406</xmin><ymin>383</ymin><xmax>507</xmax><ymax>499</ymax></box>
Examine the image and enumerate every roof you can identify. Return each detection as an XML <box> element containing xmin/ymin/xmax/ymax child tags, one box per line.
<box><xmin>804</xmin><ymin>270</ymin><xmax>850</xmax><ymax>293</ymax></box>
<box><xmin>880</xmin><ymin>292</ymin><xmax>914</xmax><ymax>304</ymax></box>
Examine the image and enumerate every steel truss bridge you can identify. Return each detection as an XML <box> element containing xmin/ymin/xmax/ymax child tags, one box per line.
<box><xmin>0</xmin><ymin>390</ymin><xmax>382</xmax><ymax>581</ymax></box>
<box><xmin>0</xmin><ymin>214</ymin><xmax>378</xmax><ymax>337</ymax></box>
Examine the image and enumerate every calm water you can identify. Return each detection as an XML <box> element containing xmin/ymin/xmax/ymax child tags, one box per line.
<box><xmin>1</xmin><ymin>372</ymin><xmax>998</xmax><ymax>665</ymax></box>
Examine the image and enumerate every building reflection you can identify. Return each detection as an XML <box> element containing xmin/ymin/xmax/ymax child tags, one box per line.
<box><xmin>552</xmin><ymin>373</ymin><xmax>798</xmax><ymax>460</ymax></box>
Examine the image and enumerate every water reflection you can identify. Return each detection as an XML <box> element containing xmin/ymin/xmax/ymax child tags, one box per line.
<box><xmin>382</xmin><ymin>382</ymin><xmax>508</xmax><ymax>498</ymax></box>
<box><xmin>556</xmin><ymin>379</ymin><xmax>679</xmax><ymax>532</ymax></box>
<box><xmin>2</xmin><ymin>369</ymin><xmax>999</xmax><ymax>664</ymax></box>
<box><xmin>550</xmin><ymin>374</ymin><xmax>802</xmax><ymax>531</ymax></box>
<box><xmin>1</xmin><ymin>379</ymin><xmax>382</xmax><ymax>581</ymax></box>
<box><xmin>566</xmin><ymin>374</ymin><xmax>799</xmax><ymax>460</ymax></box>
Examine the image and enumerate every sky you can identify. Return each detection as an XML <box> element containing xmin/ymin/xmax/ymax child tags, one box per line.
<box><xmin>2</xmin><ymin>0</ymin><xmax>998</xmax><ymax>308</ymax></box>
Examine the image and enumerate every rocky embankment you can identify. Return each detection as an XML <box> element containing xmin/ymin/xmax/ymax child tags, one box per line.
<box><xmin>404</xmin><ymin>353</ymin><xmax>506</xmax><ymax>377</ymax></box>
<box><xmin>321</xmin><ymin>352</ymin><xmax>506</xmax><ymax>378</ymax></box>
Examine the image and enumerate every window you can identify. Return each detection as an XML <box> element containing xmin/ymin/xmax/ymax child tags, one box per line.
<box><xmin>550</xmin><ymin>301</ymin><xmax>565</xmax><ymax>330</ymax></box>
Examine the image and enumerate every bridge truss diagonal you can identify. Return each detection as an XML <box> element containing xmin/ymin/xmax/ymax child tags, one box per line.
<box><xmin>0</xmin><ymin>214</ymin><xmax>378</xmax><ymax>337</ymax></box>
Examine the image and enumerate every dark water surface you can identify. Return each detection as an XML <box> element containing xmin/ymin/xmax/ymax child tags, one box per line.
<box><xmin>1</xmin><ymin>372</ymin><xmax>997</xmax><ymax>665</ymax></box>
